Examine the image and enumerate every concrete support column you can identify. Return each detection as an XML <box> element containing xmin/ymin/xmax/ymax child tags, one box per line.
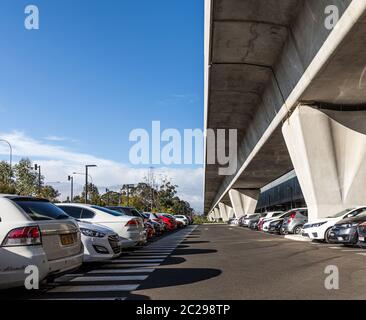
<box><xmin>228</xmin><ymin>189</ymin><xmax>260</xmax><ymax>217</ymax></box>
<box><xmin>227</xmin><ymin>205</ymin><xmax>235</xmax><ymax>219</ymax></box>
<box><xmin>282</xmin><ymin>105</ymin><xmax>366</xmax><ymax>221</ymax></box>
<box><xmin>214</xmin><ymin>207</ymin><xmax>220</xmax><ymax>221</ymax></box>
<box><xmin>219</xmin><ymin>202</ymin><xmax>230</xmax><ymax>222</ymax></box>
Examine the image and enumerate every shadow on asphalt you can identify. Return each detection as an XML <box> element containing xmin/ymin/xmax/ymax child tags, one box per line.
<box><xmin>135</xmin><ymin>268</ymin><xmax>222</xmax><ymax>294</ymax></box>
<box><xmin>181</xmin><ymin>240</ymin><xmax>210</xmax><ymax>244</ymax></box>
<box><xmin>171</xmin><ymin>248</ymin><xmax>217</xmax><ymax>256</ymax></box>
<box><xmin>160</xmin><ymin>256</ymin><xmax>186</xmax><ymax>266</ymax></box>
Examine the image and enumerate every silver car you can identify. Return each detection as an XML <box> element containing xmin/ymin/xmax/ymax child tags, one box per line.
<box><xmin>280</xmin><ymin>208</ymin><xmax>308</xmax><ymax>234</ymax></box>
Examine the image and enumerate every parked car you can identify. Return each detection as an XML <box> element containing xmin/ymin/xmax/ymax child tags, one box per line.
<box><xmin>174</xmin><ymin>215</ymin><xmax>189</xmax><ymax>226</ymax></box>
<box><xmin>258</xmin><ymin>211</ymin><xmax>284</xmax><ymax>231</ymax></box>
<box><xmin>328</xmin><ymin>211</ymin><xmax>366</xmax><ymax>245</ymax></box>
<box><xmin>248</xmin><ymin>213</ymin><xmax>267</xmax><ymax>230</ymax></box>
<box><xmin>57</xmin><ymin>204</ymin><xmax>146</xmax><ymax>248</ymax></box>
<box><xmin>157</xmin><ymin>213</ymin><xmax>177</xmax><ymax>231</ymax></box>
<box><xmin>240</xmin><ymin>214</ymin><xmax>258</xmax><ymax>227</ymax></box>
<box><xmin>267</xmin><ymin>210</ymin><xmax>304</xmax><ymax>234</ymax></box>
<box><xmin>141</xmin><ymin>213</ymin><xmax>164</xmax><ymax>235</ymax></box>
<box><xmin>143</xmin><ymin>212</ymin><xmax>166</xmax><ymax>232</ymax></box>
<box><xmin>302</xmin><ymin>207</ymin><xmax>366</xmax><ymax>243</ymax></box>
<box><xmin>0</xmin><ymin>196</ymin><xmax>83</xmax><ymax>290</ymax></box>
<box><xmin>144</xmin><ymin>221</ymin><xmax>155</xmax><ymax>240</ymax></box>
<box><xmin>228</xmin><ymin>218</ymin><xmax>239</xmax><ymax>225</ymax></box>
<box><xmin>106</xmin><ymin>206</ymin><xmax>144</xmax><ymax>225</ymax></box>
<box><xmin>262</xmin><ymin>211</ymin><xmax>289</xmax><ymax>232</ymax></box>
<box><xmin>280</xmin><ymin>208</ymin><xmax>308</xmax><ymax>234</ymax></box>
<box><xmin>357</xmin><ymin>221</ymin><xmax>366</xmax><ymax>248</ymax></box>
<box><xmin>74</xmin><ymin>220</ymin><xmax>122</xmax><ymax>262</ymax></box>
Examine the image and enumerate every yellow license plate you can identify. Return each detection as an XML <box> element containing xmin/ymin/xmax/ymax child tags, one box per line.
<box><xmin>60</xmin><ymin>234</ymin><xmax>75</xmax><ymax>246</ymax></box>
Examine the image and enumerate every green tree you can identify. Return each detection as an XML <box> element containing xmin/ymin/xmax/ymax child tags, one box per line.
<box><xmin>39</xmin><ymin>185</ymin><xmax>60</xmax><ymax>202</ymax></box>
<box><xmin>14</xmin><ymin>158</ymin><xmax>40</xmax><ymax>196</ymax></box>
<box><xmin>77</xmin><ymin>183</ymin><xmax>101</xmax><ymax>205</ymax></box>
<box><xmin>0</xmin><ymin>161</ymin><xmax>16</xmax><ymax>194</ymax></box>
<box><xmin>100</xmin><ymin>190</ymin><xmax>121</xmax><ymax>206</ymax></box>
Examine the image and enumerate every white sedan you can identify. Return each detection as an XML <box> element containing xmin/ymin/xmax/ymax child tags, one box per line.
<box><xmin>57</xmin><ymin>204</ymin><xmax>146</xmax><ymax>248</ymax></box>
<box><xmin>302</xmin><ymin>207</ymin><xmax>366</xmax><ymax>242</ymax></box>
<box><xmin>174</xmin><ymin>215</ymin><xmax>189</xmax><ymax>226</ymax></box>
<box><xmin>76</xmin><ymin>221</ymin><xmax>122</xmax><ymax>262</ymax></box>
<box><xmin>0</xmin><ymin>195</ymin><xmax>84</xmax><ymax>290</ymax></box>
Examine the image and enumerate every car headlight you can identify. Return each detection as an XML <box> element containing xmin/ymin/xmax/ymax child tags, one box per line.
<box><xmin>340</xmin><ymin>223</ymin><xmax>358</xmax><ymax>228</ymax></box>
<box><xmin>312</xmin><ymin>222</ymin><xmax>327</xmax><ymax>228</ymax></box>
<box><xmin>80</xmin><ymin>228</ymin><xmax>105</xmax><ymax>238</ymax></box>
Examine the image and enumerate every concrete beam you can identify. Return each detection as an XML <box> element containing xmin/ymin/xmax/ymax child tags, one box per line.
<box><xmin>219</xmin><ymin>202</ymin><xmax>230</xmax><ymax>222</ymax></box>
<box><xmin>282</xmin><ymin>105</ymin><xmax>366</xmax><ymax>221</ymax></box>
<box><xmin>204</xmin><ymin>0</ymin><xmax>366</xmax><ymax>213</ymax></box>
<box><xmin>214</xmin><ymin>207</ymin><xmax>221</xmax><ymax>221</ymax></box>
<box><xmin>228</xmin><ymin>189</ymin><xmax>260</xmax><ymax>217</ymax></box>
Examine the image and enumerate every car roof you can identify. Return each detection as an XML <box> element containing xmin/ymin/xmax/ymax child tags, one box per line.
<box><xmin>0</xmin><ymin>194</ymin><xmax>50</xmax><ymax>202</ymax></box>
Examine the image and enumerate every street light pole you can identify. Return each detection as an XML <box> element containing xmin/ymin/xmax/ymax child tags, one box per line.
<box><xmin>0</xmin><ymin>139</ymin><xmax>12</xmax><ymax>181</ymax></box>
<box><xmin>68</xmin><ymin>175</ymin><xmax>74</xmax><ymax>202</ymax></box>
<box><xmin>34</xmin><ymin>164</ymin><xmax>41</xmax><ymax>195</ymax></box>
<box><xmin>85</xmin><ymin>165</ymin><xmax>97</xmax><ymax>204</ymax></box>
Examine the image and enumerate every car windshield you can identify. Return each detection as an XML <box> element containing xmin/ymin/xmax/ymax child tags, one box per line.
<box><xmin>14</xmin><ymin>199</ymin><xmax>69</xmax><ymax>221</ymax></box>
<box><xmin>91</xmin><ymin>206</ymin><xmax>125</xmax><ymax>217</ymax></box>
<box><xmin>327</xmin><ymin>208</ymin><xmax>354</xmax><ymax>218</ymax></box>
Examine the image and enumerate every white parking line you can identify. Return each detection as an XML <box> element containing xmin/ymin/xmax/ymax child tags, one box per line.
<box><xmin>356</xmin><ymin>253</ymin><xmax>366</xmax><ymax>256</ymax></box>
<box><xmin>48</xmin><ymin>284</ymin><xmax>139</xmax><ymax>293</ymax></box>
<box><xmin>71</xmin><ymin>275</ymin><xmax>148</xmax><ymax>282</ymax></box>
<box><xmin>102</xmin><ymin>263</ymin><xmax>160</xmax><ymax>268</ymax></box>
<box><xmin>88</xmin><ymin>268</ymin><xmax>155</xmax><ymax>274</ymax></box>
<box><xmin>329</xmin><ymin>247</ymin><xmax>343</xmax><ymax>249</ymax></box>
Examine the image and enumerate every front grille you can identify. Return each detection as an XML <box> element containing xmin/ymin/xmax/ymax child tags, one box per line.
<box><xmin>108</xmin><ymin>235</ymin><xmax>121</xmax><ymax>254</ymax></box>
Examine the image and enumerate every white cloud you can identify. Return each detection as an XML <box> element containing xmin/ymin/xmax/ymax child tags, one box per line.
<box><xmin>43</xmin><ymin>135</ymin><xmax>77</xmax><ymax>143</ymax></box>
<box><xmin>0</xmin><ymin>131</ymin><xmax>204</xmax><ymax>212</ymax></box>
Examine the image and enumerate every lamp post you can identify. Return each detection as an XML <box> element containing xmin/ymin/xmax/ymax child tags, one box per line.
<box><xmin>85</xmin><ymin>165</ymin><xmax>97</xmax><ymax>204</ymax></box>
<box><xmin>68</xmin><ymin>175</ymin><xmax>74</xmax><ymax>202</ymax></box>
<box><xmin>34</xmin><ymin>164</ymin><xmax>42</xmax><ymax>195</ymax></box>
<box><xmin>0</xmin><ymin>139</ymin><xmax>12</xmax><ymax>181</ymax></box>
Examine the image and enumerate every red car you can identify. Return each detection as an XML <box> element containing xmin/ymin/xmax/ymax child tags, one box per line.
<box><xmin>158</xmin><ymin>213</ymin><xmax>177</xmax><ymax>231</ymax></box>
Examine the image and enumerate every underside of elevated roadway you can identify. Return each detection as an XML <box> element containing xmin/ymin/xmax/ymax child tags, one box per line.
<box><xmin>204</xmin><ymin>0</ymin><xmax>366</xmax><ymax>213</ymax></box>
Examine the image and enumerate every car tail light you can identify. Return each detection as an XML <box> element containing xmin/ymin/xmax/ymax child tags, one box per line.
<box><xmin>125</xmin><ymin>219</ymin><xmax>139</xmax><ymax>226</ymax></box>
<box><xmin>288</xmin><ymin>212</ymin><xmax>296</xmax><ymax>223</ymax></box>
<box><xmin>2</xmin><ymin>226</ymin><xmax>42</xmax><ymax>247</ymax></box>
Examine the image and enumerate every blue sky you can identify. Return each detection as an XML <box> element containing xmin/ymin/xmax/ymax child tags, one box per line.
<box><xmin>0</xmin><ymin>0</ymin><xmax>204</xmax><ymax>210</ymax></box>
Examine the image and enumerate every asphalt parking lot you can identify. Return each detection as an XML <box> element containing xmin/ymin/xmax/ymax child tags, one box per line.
<box><xmin>3</xmin><ymin>224</ymin><xmax>366</xmax><ymax>300</ymax></box>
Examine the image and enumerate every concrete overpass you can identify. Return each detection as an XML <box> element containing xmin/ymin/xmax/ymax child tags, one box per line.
<box><xmin>205</xmin><ymin>0</ymin><xmax>366</xmax><ymax>222</ymax></box>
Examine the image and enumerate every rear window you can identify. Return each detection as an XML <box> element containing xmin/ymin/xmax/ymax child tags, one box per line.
<box><xmin>14</xmin><ymin>199</ymin><xmax>69</xmax><ymax>221</ymax></box>
<box><xmin>58</xmin><ymin>205</ymin><xmax>82</xmax><ymax>219</ymax></box>
<box><xmin>91</xmin><ymin>206</ymin><xmax>125</xmax><ymax>217</ymax></box>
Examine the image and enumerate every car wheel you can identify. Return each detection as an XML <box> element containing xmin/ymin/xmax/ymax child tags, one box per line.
<box><xmin>293</xmin><ymin>225</ymin><xmax>303</xmax><ymax>235</ymax></box>
<box><xmin>324</xmin><ymin>228</ymin><xmax>332</xmax><ymax>243</ymax></box>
